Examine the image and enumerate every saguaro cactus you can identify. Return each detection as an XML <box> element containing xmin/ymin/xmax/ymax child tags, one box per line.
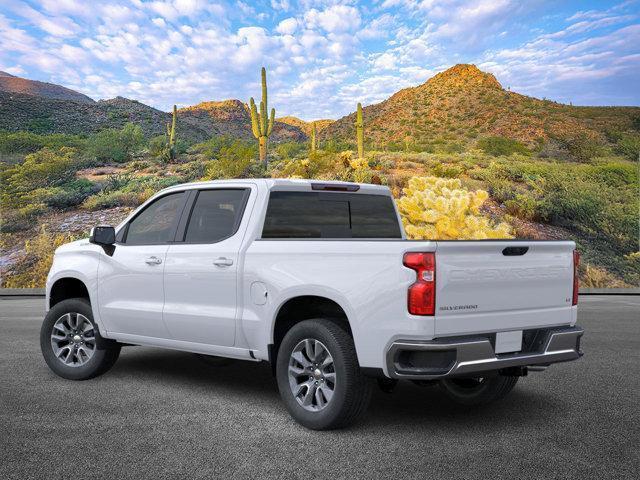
<box><xmin>165</xmin><ymin>104</ymin><xmax>177</xmax><ymax>161</ymax></box>
<box><xmin>250</xmin><ymin>67</ymin><xmax>275</xmax><ymax>166</ymax></box>
<box><xmin>355</xmin><ymin>102</ymin><xmax>364</xmax><ymax>160</ymax></box>
<box><xmin>310</xmin><ymin>122</ymin><xmax>317</xmax><ymax>152</ymax></box>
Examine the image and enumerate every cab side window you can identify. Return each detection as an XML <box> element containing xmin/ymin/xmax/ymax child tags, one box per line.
<box><xmin>182</xmin><ymin>189</ymin><xmax>248</xmax><ymax>243</ymax></box>
<box><xmin>124</xmin><ymin>192</ymin><xmax>185</xmax><ymax>245</ymax></box>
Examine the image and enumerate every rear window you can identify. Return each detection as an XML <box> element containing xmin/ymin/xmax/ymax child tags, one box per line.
<box><xmin>262</xmin><ymin>191</ymin><xmax>402</xmax><ymax>238</ymax></box>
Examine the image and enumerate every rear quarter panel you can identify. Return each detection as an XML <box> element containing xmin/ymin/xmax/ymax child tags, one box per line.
<box><xmin>241</xmin><ymin>240</ymin><xmax>436</xmax><ymax>368</ymax></box>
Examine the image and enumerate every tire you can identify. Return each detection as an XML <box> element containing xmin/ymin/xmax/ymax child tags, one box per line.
<box><xmin>439</xmin><ymin>375</ymin><xmax>519</xmax><ymax>406</ymax></box>
<box><xmin>276</xmin><ymin>319</ymin><xmax>372</xmax><ymax>430</ymax></box>
<box><xmin>40</xmin><ymin>298</ymin><xmax>121</xmax><ymax>381</ymax></box>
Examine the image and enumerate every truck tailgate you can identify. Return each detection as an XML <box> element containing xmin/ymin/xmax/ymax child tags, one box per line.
<box><xmin>434</xmin><ymin>241</ymin><xmax>575</xmax><ymax>336</ymax></box>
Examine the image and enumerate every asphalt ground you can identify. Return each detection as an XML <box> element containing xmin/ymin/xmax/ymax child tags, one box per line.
<box><xmin>1</xmin><ymin>296</ymin><xmax>638</xmax><ymax>479</ymax></box>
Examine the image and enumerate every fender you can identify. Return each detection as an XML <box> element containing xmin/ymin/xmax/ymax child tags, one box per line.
<box><xmin>264</xmin><ymin>284</ymin><xmax>356</xmax><ymax>349</ymax></box>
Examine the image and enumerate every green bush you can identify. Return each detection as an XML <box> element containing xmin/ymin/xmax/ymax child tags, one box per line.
<box><xmin>477</xmin><ymin>136</ymin><xmax>529</xmax><ymax>156</ymax></box>
<box><xmin>31</xmin><ymin>179</ymin><xmax>99</xmax><ymax>209</ymax></box>
<box><xmin>0</xmin><ymin>203</ymin><xmax>46</xmax><ymax>232</ymax></box>
<box><xmin>615</xmin><ymin>133</ymin><xmax>640</xmax><ymax>160</ymax></box>
<box><xmin>148</xmin><ymin>135</ymin><xmax>166</xmax><ymax>157</ymax></box>
<box><xmin>275</xmin><ymin>141</ymin><xmax>306</xmax><ymax>160</ymax></box>
<box><xmin>505</xmin><ymin>194</ymin><xmax>539</xmax><ymax>220</ymax></box>
<box><xmin>0</xmin><ymin>147</ymin><xmax>80</xmax><ymax>209</ymax></box>
<box><xmin>88</xmin><ymin>123</ymin><xmax>144</xmax><ymax>162</ymax></box>
<box><xmin>82</xmin><ymin>190</ymin><xmax>146</xmax><ymax>210</ymax></box>
<box><xmin>203</xmin><ymin>140</ymin><xmax>257</xmax><ymax>179</ymax></box>
<box><xmin>0</xmin><ymin>131</ymin><xmax>87</xmax><ymax>154</ymax></box>
<box><xmin>432</xmin><ymin>163</ymin><xmax>464</xmax><ymax>178</ymax></box>
<box><xmin>556</xmin><ymin>132</ymin><xmax>603</xmax><ymax>162</ymax></box>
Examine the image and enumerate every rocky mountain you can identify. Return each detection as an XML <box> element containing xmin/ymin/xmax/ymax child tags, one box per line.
<box><xmin>179</xmin><ymin>100</ymin><xmax>306</xmax><ymax>142</ymax></box>
<box><xmin>0</xmin><ymin>91</ymin><xmax>207</xmax><ymax>141</ymax></box>
<box><xmin>321</xmin><ymin>64</ymin><xmax>640</xmax><ymax>148</ymax></box>
<box><xmin>0</xmin><ymin>71</ymin><xmax>94</xmax><ymax>104</ymax></box>
<box><xmin>277</xmin><ymin>116</ymin><xmax>334</xmax><ymax>135</ymax></box>
<box><xmin>0</xmin><ymin>73</ymin><xmax>305</xmax><ymax>143</ymax></box>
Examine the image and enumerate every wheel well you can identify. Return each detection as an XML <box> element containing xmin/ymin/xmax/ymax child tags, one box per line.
<box><xmin>50</xmin><ymin>278</ymin><xmax>89</xmax><ymax>308</ymax></box>
<box><xmin>270</xmin><ymin>296</ymin><xmax>352</xmax><ymax>368</ymax></box>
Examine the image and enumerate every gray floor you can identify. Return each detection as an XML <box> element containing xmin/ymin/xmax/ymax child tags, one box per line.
<box><xmin>1</xmin><ymin>296</ymin><xmax>638</xmax><ymax>479</ymax></box>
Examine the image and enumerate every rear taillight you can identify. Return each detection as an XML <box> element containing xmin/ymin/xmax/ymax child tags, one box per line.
<box><xmin>403</xmin><ymin>252</ymin><xmax>436</xmax><ymax>315</ymax></box>
<box><xmin>572</xmin><ymin>249</ymin><xmax>580</xmax><ymax>306</ymax></box>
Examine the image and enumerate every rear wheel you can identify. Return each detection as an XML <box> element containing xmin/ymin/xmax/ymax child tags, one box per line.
<box><xmin>40</xmin><ymin>298</ymin><xmax>121</xmax><ymax>381</ymax></box>
<box><xmin>276</xmin><ymin>319</ymin><xmax>372</xmax><ymax>430</ymax></box>
<box><xmin>439</xmin><ymin>375</ymin><xmax>518</xmax><ymax>406</ymax></box>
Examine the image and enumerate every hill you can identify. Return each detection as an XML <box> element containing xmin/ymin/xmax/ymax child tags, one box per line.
<box><xmin>277</xmin><ymin>116</ymin><xmax>334</xmax><ymax>135</ymax></box>
<box><xmin>321</xmin><ymin>64</ymin><xmax>640</xmax><ymax>150</ymax></box>
<box><xmin>0</xmin><ymin>71</ymin><xmax>94</xmax><ymax>104</ymax></box>
<box><xmin>179</xmin><ymin>100</ymin><xmax>306</xmax><ymax>142</ymax></box>
<box><xmin>0</xmin><ymin>90</ymin><xmax>305</xmax><ymax>144</ymax></box>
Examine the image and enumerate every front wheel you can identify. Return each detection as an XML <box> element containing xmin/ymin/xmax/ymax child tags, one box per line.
<box><xmin>276</xmin><ymin>319</ymin><xmax>372</xmax><ymax>430</ymax></box>
<box><xmin>40</xmin><ymin>298</ymin><xmax>121</xmax><ymax>381</ymax></box>
<box><xmin>439</xmin><ymin>375</ymin><xmax>518</xmax><ymax>406</ymax></box>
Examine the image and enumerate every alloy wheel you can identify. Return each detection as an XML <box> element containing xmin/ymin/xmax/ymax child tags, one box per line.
<box><xmin>50</xmin><ymin>313</ymin><xmax>96</xmax><ymax>367</ymax></box>
<box><xmin>288</xmin><ymin>339</ymin><xmax>336</xmax><ymax>412</ymax></box>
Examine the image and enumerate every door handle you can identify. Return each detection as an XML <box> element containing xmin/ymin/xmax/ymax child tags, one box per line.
<box><xmin>213</xmin><ymin>257</ymin><xmax>234</xmax><ymax>267</ymax></box>
<box><xmin>145</xmin><ymin>256</ymin><xmax>162</xmax><ymax>265</ymax></box>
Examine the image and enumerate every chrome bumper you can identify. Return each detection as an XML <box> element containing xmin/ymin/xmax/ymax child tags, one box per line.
<box><xmin>386</xmin><ymin>326</ymin><xmax>584</xmax><ymax>379</ymax></box>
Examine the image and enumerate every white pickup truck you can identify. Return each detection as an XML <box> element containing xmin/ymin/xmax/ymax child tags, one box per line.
<box><xmin>41</xmin><ymin>179</ymin><xmax>583</xmax><ymax>429</ymax></box>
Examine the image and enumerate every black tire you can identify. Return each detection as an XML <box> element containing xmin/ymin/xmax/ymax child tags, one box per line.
<box><xmin>276</xmin><ymin>319</ymin><xmax>372</xmax><ymax>430</ymax></box>
<box><xmin>40</xmin><ymin>298</ymin><xmax>121</xmax><ymax>381</ymax></box>
<box><xmin>439</xmin><ymin>375</ymin><xmax>518</xmax><ymax>406</ymax></box>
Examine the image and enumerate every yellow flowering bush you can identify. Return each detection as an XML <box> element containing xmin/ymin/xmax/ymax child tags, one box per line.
<box><xmin>2</xmin><ymin>227</ymin><xmax>78</xmax><ymax>288</ymax></box>
<box><xmin>397</xmin><ymin>176</ymin><xmax>513</xmax><ymax>240</ymax></box>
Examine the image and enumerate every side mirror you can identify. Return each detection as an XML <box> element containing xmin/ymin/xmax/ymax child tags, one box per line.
<box><xmin>89</xmin><ymin>225</ymin><xmax>116</xmax><ymax>246</ymax></box>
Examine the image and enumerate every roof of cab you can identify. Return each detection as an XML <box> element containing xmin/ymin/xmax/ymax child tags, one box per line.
<box><xmin>158</xmin><ymin>178</ymin><xmax>392</xmax><ymax>195</ymax></box>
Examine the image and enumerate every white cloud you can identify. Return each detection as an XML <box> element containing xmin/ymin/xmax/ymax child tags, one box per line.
<box><xmin>305</xmin><ymin>5</ymin><xmax>361</xmax><ymax>33</ymax></box>
<box><xmin>9</xmin><ymin>2</ymin><xmax>80</xmax><ymax>37</ymax></box>
<box><xmin>271</xmin><ymin>0</ymin><xmax>290</xmax><ymax>11</ymax></box>
<box><xmin>276</xmin><ymin>17</ymin><xmax>298</xmax><ymax>35</ymax></box>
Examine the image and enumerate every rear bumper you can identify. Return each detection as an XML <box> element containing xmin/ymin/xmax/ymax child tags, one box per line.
<box><xmin>386</xmin><ymin>325</ymin><xmax>584</xmax><ymax>379</ymax></box>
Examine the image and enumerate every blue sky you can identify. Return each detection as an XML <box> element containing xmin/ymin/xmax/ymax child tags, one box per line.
<box><xmin>0</xmin><ymin>0</ymin><xmax>638</xmax><ymax>120</ymax></box>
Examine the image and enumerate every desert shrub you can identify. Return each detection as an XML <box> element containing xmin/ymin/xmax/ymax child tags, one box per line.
<box><xmin>580</xmin><ymin>263</ymin><xmax>628</xmax><ymax>288</ymax></box>
<box><xmin>396</xmin><ymin>176</ymin><xmax>513</xmax><ymax>239</ymax></box>
<box><xmin>615</xmin><ymin>133</ymin><xmax>640</xmax><ymax>160</ymax></box>
<box><xmin>555</xmin><ymin>132</ymin><xmax>603</xmax><ymax>162</ymax></box>
<box><xmin>475</xmin><ymin>157</ymin><xmax>638</xmax><ymax>255</ymax></box>
<box><xmin>0</xmin><ymin>131</ymin><xmax>87</xmax><ymax>154</ymax></box>
<box><xmin>1</xmin><ymin>227</ymin><xmax>78</xmax><ymax>288</ymax></box>
<box><xmin>174</xmin><ymin>160</ymin><xmax>207</xmax><ymax>182</ymax></box>
<box><xmin>275</xmin><ymin>141</ymin><xmax>306</xmax><ymax>160</ymax></box>
<box><xmin>432</xmin><ymin>163</ymin><xmax>463</xmax><ymax>178</ymax></box>
<box><xmin>277</xmin><ymin>151</ymin><xmax>337</xmax><ymax>179</ymax></box>
<box><xmin>148</xmin><ymin>135</ymin><xmax>167</xmax><ymax>157</ymax></box>
<box><xmin>27</xmin><ymin>117</ymin><xmax>54</xmax><ymax>134</ymax></box>
<box><xmin>504</xmin><ymin>194</ymin><xmax>539</xmax><ymax>220</ymax></box>
<box><xmin>32</xmin><ymin>178</ymin><xmax>100</xmax><ymax>208</ymax></box>
<box><xmin>192</xmin><ymin>136</ymin><xmax>255</xmax><ymax>159</ymax></box>
<box><xmin>0</xmin><ymin>147</ymin><xmax>79</xmax><ymax>209</ymax></box>
<box><xmin>103</xmin><ymin>174</ymin><xmax>133</xmax><ymax>192</ymax></box>
<box><xmin>0</xmin><ymin>203</ymin><xmax>47</xmax><ymax>232</ymax></box>
<box><xmin>88</xmin><ymin>123</ymin><xmax>144</xmax><ymax>162</ymax></box>
<box><xmin>82</xmin><ymin>190</ymin><xmax>148</xmax><ymax>210</ymax></box>
<box><xmin>477</xmin><ymin>136</ymin><xmax>529</xmax><ymax>156</ymax></box>
<box><xmin>202</xmin><ymin>140</ymin><xmax>256</xmax><ymax>179</ymax></box>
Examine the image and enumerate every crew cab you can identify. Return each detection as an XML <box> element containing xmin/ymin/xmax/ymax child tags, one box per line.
<box><xmin>40</xmin><ymin>179</ymin><xmax>583</xmax><ymax>429</ymax></box>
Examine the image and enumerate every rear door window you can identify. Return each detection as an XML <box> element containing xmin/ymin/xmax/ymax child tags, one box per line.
<box><xmin>182</xmin><ymin>189</ymin><xmax>249</xmax><ymax>243</ymax></box>
<box><xmin>262</xmin><ymin>191</ymin><xmax>401</xmax><ymax>238</ymax></box>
